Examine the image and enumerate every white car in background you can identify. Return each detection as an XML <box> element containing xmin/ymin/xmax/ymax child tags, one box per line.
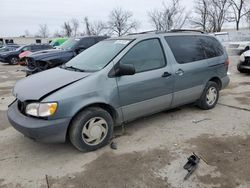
<box><xmin>227</xmin><ymin>41</ymin><xmax>250</xmax><ymax>55</ymax></box>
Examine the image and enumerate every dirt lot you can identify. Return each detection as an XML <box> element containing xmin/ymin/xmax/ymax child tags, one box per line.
<box><xmin>0</xmin><ymin>57</ymin><xmax>249</xmax><ymax>188</ymax></box>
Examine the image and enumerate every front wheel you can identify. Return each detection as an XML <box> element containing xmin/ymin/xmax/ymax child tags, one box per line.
<box><xmin>9</xmin><ymin>57</ymin><xmax>18</xmax><ymax>65</ymax></box>
<box><xmin>197</xmin><ymin>81</ymin><xmax>219</xmax><ymax>110</ymax></box>
<box><xmin>69</xmin><ymin>107</ymin><xmax>114</xmax><ymax>152</ymax></box>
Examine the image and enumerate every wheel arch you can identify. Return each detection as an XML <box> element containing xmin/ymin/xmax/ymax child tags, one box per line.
<box><xmin>65</xmin><ymin>102</ymin><xmax>119</xmax><ymax>141</ymax></box>
<box><xmin>208</xmin><ymin>77</ymin><xmax>222</xmax><ymax>90</ymax></box>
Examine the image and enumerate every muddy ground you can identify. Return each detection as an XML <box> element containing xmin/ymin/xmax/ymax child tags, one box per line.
<box><xmin>0</xmin><ymin>56</ymin><xmax>249</xmax><ymax>188</ymax></box>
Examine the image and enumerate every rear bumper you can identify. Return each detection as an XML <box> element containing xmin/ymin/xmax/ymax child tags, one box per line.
<box><xmin>221</xmin><ymin>75</ymin><xmax>230</xmax><ymax>89</ymax></box>
<box><xmin>7</xmin><ymin>101</ymin><xmax>71</xmax><ymax>143</ymax></box>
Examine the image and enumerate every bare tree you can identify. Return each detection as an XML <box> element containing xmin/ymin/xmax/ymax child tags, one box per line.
<box><xmin>83</xmin><ymin>17</ymin><xmax>107</xmax><ymax>35</ymax></box>
<box><xmin>24</xmin><ymin>30</ymin><xmax>31</xmax><ymax>37</ymax></box>
<box><xmin>209</xmin><ymin>0</ymin><xmax>231</xmax><ymax>32</ymax></box>
<box><xmin>107</xmin><ymin>7</ymin><xmax>138</xmax><ymax>36</ymax></box>
<box><xmin>228</xmin><ymin>0</ymin><xmax>250</xmax><ymax>30</ymax></box>
<box><xmin>90</xmin><ymin>21</ymin><xmax>108</xmax><ymax>35</ymax></box>
<box><xmin>191</xmin><ymin>0</ymin><xmax>210</xmax><ymax>31</ymax></box>
<box><xmin>148</xmin><ymin>0</ymin><xmax>188</xmax><ymax>31</ymax></box>
<box><xmin>38</xmin><ymin>24</ymin><xmax>49</xmax><ymax>38</ymax></box>
<box><xmin>53</xmin><ymin>30</ymin><xmax>63</xmax><ymax>37</ymax></box>
<box><xmin>84</xmin><ymin>17</ymin><xmax>92</xmax><ymax>35</ymax></box>
<box><xmin>62</xmin><ymin>22</ymin><xmax>72</xmax><ymax>37</ymax></box>
<box><xmin>71</xmin><ymin>18</ymin><xmax>79</xmax><ymax>37</ymax></box>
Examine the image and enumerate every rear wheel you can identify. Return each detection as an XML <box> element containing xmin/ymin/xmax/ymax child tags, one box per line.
<box><xmin>69</xmin><ymin>107</ymin><xmax>113</xmax><ymax>152</ymax></box>
<box><xmin>197</xmin><ymin>81</ymin><xmax>219</xmax><ymax>110</ymax></box>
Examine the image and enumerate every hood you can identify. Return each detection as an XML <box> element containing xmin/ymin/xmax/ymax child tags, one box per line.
<box><xmin>28</xmin><ymin>49</ymin><xmax>72</xmax><ymax>60</ymax></box>
<box><xmin>13</xmin><ymin>67</ymin><xmax>91</xmax><ymax>101</ymax></box>
<box><xmin>0</xmin><ymin>50</ymin><xmax>16</xmax><ymax>56</ymax></box>
<box><xmin>243</xmin><ymin>50</ymin><xmax>250</xmax><ymax>57</ymax></box>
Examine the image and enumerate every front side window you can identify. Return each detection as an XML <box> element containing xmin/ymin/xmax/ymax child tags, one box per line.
<box><xmin>165</xmin><ymin>36</ymin><xmax>206</xmax><ymax>64</ymax></box>
<box><xmin>120</xmin><ymin>39</ymin><xmax>166</xmax><ymax>73</ymax></box>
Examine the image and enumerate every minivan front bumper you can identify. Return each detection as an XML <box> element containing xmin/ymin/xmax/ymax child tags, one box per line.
<box><xmin>7</xmin><ymin>101</ymin><xmax>70</xmax><ymax>143</ymax></box>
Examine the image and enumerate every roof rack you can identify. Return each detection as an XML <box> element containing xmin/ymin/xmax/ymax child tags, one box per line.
<box><xmin>127</xmin><ymin>30</ymin><xmax>158</xmax><ymax>35</ymax></box>
<box><xmin>168</xmin><ymin>29</ymin><xmax>206</xmax><ymax>34</ymax></box>
<box><xmin>127</xmin><ymin>29</ymin><xmax>206</xmax><ymax>36</ymax></box>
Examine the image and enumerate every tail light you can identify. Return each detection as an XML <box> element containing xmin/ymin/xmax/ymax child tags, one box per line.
<box><xmin>225</xmin><ymin>58</ymin><xmax>230</xmax><ymax>66</ymax></box>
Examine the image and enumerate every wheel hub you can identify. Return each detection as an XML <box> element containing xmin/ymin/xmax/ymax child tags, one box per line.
<box><xmin>81</xmin><ymin>117</ymin><xmax>108</xmax><ymax>146</ymax></box>
<box><xmin>89</xmin><ymin>125</ymin><xmax>102</xmax><ymax>139</ymax></box>
<box><xmin>206</xmin><ymin>87</ymin><xmax>217</xmax><ymax>105</ymax></box>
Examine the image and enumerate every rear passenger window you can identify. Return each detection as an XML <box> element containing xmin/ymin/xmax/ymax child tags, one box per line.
<box><xmin>120</xmin><ymin>39</ymin><xmax>166</xmax><ymax>73</ymax></box>
<box><xmin>165</xmin><ymin>36</ymin><xmax>206</xmax><ymax>64</ymax></box>
<box><xmin>198</xmin><ymin>36</ymin><xmax>224</xmax><ymax>58</ymax></box>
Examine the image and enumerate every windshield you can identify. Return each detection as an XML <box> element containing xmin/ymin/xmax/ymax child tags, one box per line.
<box><xmin>15</xmin><ymin>46</ymin><xmax>24</xmax><ymax>51</ymax></box>
<box><xmin>60</xmin><ymin>38</ymin><xmax>79</xmax><ymax>50</ymax></box>
<box><xmin>65</xmin><ymin>39</ymin><xmax>131</xmax><ymax>71</ymax></box>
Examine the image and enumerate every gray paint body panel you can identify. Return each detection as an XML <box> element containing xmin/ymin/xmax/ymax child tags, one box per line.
<box><xmin>8</xmin><ymin>33</ymin><xmax>230</xmax><ymax>143</ymax></box>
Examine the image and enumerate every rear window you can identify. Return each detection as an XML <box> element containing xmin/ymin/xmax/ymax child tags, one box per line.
<box><xmin>165</xmin><ymin>35</ymin><xmax>224</xmax><ymax>64</ymax></box>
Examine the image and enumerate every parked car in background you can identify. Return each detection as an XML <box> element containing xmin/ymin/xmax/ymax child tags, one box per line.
<box><xmin>227</xmin><ymin>41</ymin><xmax>250</xmax><ymax>55</ymax></box>
<box><xmin>0</xmin><ymin>44</ymin><xmax>20</xmax><ymax>53</ymax></box>
<box><xmin>238</xmin><ymin>50</ymin><xmax>250</xmax><ymax>73</ymax></box>
<box><xmin>25</xmin><ymin>36</ymin><xmax>108</xmax><ymax>75</ymax></box>
<box><xmin>8</xmin><ymin>30</ymin><xmax>230</xmax><ymax>151</ymax></box>
<box><xmin>0</xmin><ymin>44</ymin><xmax>52</xmax><ymax>65</ymax></box>
<box><xmin>50</xmin><ymin>38</ymin><xmax>68</xmax><ymax>47</ymax></box>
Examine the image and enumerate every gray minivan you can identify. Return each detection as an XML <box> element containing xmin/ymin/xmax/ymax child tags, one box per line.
<box><xmin>8</xmin><ymin>30</ymin><xmax>230</xmax><ymax>151</ymax></box>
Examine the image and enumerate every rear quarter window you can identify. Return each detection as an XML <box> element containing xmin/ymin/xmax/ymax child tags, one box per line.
<box><xmin>165</xmin><ymin>35</ymin><xmax>224</xmax><ymax>64</ymax></box>
<box><xmin>198</xmin><ymin>36</ymin><xmax>224</xmax><ymax>58</ymax></box>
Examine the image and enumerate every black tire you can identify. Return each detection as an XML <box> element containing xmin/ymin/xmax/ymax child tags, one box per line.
<box><xmin>9</xmin><ymin>56</ymin><xmax>18</xmax><ymax>65</ymax></box>
<box><xmin>197</xmin><ymin>81</ymin><xmax>219</xmax><ymax>110</ymax></box>
<box><xmin>69</xmin><ymin>107</ymin><xmax>114</xmax><ymax>152</ymax></box>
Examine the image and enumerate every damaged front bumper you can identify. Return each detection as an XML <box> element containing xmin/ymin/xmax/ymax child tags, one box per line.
<box><xmin>7</xmin><ymin>100</ymin><xmax>70</xmax><ymax>143</ymax></box>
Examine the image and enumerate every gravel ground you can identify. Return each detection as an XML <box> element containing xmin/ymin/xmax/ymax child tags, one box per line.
<box><xmin>0</xmin><ymin>57</ymin><xmax>249</xmax><ymax>188</ymax></box>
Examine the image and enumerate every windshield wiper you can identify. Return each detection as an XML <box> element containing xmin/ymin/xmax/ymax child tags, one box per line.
<box><xmin>61</xmin><ymin>64</ymin><xmax>85</xmax><ymax>72</ymax></box>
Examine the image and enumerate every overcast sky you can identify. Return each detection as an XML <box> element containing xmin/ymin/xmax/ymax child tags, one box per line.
<box><xmin>0</xmin><ymin>0</ymin><xmax>194</xmax><ymax>37</ymax></box>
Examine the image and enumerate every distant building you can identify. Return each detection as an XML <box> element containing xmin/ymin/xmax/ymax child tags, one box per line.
<box><xmin>0</xmin><ymin>37</ymin><xmax>53</xmax><ymax>46</ymax></box>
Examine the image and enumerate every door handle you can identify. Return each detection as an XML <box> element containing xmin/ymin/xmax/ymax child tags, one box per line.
<box><xmin>162</xmin><ymin>72</ymin><xmax>172</xmax><ymax>77</ymax></box>
<box><xmin>175</xmin><ymin>69</ymin><xmax>184</xmax><ymax>76</ymax></box>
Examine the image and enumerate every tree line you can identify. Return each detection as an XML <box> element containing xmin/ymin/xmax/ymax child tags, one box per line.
<box><xmin>25</xmin><ymin>0</ymin><xmax>250</xmax><ymax>38</ymax></box>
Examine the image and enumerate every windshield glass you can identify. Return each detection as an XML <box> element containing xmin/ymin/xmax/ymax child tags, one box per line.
<box><xmin>65</xmin><ymin>39</ymin><xmax>131</xmax><ymax>71</ymax></box>
<box><xmin>60</xmin><ymin>38</ymin><xmax>79</xmax><ymax>50</ymax></box>
<box><xmin>15</xmin><ymin>46</ymin><xmax>25</xmax><ymax>51</ymax></box>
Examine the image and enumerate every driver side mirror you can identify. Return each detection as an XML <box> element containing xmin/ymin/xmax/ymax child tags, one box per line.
<box><xmin>109</xmin><ymin>63</ymin><xmax>135</xmax><ymax>77</ymax></box>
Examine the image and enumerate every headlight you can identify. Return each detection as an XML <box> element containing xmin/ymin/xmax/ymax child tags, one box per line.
<box><xmin>240</xmin><ymin>54</ymin><xmax>245</xmax><ymax>62</ymax></box>
<box><xmin>25</xmin><ymin>102</ymin><xmax>58</xmax><ymax>117</ymax></box>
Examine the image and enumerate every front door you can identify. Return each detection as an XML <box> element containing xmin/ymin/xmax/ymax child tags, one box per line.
<box><xmin>116</xmin><ymin>38</ymin><xmax>174</xmax><ymax>122</ymax></box>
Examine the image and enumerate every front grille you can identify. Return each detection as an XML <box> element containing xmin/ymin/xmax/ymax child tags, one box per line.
<box><xmin>17</xmin><ymin>100</ymin><xmax>26</xmax><ymax>114</ymax></box>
